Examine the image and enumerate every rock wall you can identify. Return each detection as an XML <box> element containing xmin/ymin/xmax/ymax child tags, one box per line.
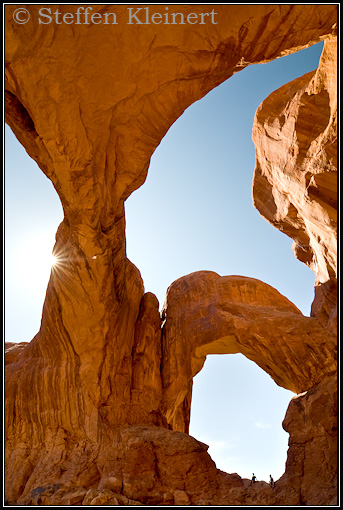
<box><xmin>252</xmin><ymin>35</ymin><xmax>337</xmax><ymax>331</ymax></box>
<box><xmin>5</xmin><ymin>4</ymin><xmax>337</xmax><ymax>505</ymax></box>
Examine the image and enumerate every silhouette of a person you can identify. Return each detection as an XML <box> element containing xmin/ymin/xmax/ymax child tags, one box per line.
<box><xmin>252</xmin><ymin>473</ymin><xmax>257</xmax><ymax>483</ymax></box>
<box><xmin>269</xmin><ymin>475</ymin><xmax>275</xmax><ymax>488</ymax></box>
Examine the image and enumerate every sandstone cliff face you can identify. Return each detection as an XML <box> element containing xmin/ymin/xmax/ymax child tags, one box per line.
<box><xmin>281</xmin><ymin>376</ymin><xmax>337</xmax><ymax>505</ymax></box>
<box><xmin>252</xmin><ymin>35</ymin><xmax>337</xmax><ymax>331</ymax></box>
<box><xmin>5</xmin><ymin>4</ymin><xmax>337</xmax><ymax>506</ymax></box>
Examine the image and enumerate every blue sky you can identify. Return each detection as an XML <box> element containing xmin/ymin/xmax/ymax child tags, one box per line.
<box><xmin>5</xmin><ymin>40</ymin><xmax>324</xmax><ymax>482</ymax></box>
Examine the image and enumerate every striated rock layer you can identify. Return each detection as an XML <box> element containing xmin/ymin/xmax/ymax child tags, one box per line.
<box><xmin>4</xmin><ymin>342</ymin><xmax>29</xmax><ymax>365</ymax></box>
<box><xmin>5</xmin><ymin>4</ymin><xmax>337</xmax><ymax>506</ymax></box>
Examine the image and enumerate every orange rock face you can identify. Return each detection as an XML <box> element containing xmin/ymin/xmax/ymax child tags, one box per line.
<box><xmin>4</xmin><ymin>342</ymin><xmax>29</xmax><ymax>365</ymax></box>
<box><xmin>160</xmin><ymin>272</ymin><xmax>336</xmax><ymax>433</ymax></box>
<box><xmin>252</xmin><ymin>36</ymin><xmax>337</xmax><ymax>331</ymax></box>
<box><xmin>5</xmin><ymin>4</ymin><xmax>337</xmax><ymax>506</ymax></box>
<box><xmin>281</xmin><ymin>376</ymin><xmax>337</xmax><ymax>505</ymax></box>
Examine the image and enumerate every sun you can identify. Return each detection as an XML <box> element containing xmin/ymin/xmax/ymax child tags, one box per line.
<box><xmin>51</xmin><ymin>254</ymin><xmax>59</xmax><ymax>268</ymax></box>
<box><xmin>15</xmin><ymin>234</ymin><xmax>60</xmax><ymax>294</ymax></box>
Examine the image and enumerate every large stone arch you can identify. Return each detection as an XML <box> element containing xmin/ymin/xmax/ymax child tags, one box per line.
<box><xmin>5</xmin><ymin>4</ymin><xmax>337</xmax><ymax>505</ymax></box>
<box><xmin>160</xmin><ymin>271</ymin><xmax>336</xmax><ymax>433</ymax></box>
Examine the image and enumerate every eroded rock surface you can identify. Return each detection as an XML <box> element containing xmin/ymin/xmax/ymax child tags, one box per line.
<box><xmin>281</xmin><ymin>375</ymin><xmax>337</xmax><ymax>505</ymax></box>
<box><xmin>5</xmin><ymin>4</ymin><xmax>337</xmax><ymax>506</ymax></box>
<box><xmin>252</xmin><ymin>36</ymin><xmax>337</xmax><ymax>331</ymax></box>
<box><xmin>160</xmin><ymin>272</ymin><xmax>336</xmax><ymax>433</ymax></box>
<box><xmin>4</xmin><ymin>342</ymin><xmax>29</xmax><ymax>365</ymax></box>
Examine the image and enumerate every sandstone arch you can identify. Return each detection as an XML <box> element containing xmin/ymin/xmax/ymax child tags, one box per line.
<box><xmin>160</xmin><ymin>271</ymin><xmax>336</xmax><ymax>433</ymax></box>
<box><xmin>5</xmin><ymin>4</ymin><xmax>337</xmax><ymax>505</ymax></box>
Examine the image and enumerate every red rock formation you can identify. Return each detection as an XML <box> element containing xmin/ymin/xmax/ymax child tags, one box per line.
<box><xmin>281</xmin><ymin>375</ymin><xmax>337</xmax><ymax>505</ymax></box>
<box><xmin>5</xmin><ymin>4</ymin><xmax>337</xmax><ymax>506</ymax></box>
<box><xmin>160</xmin><ymin>272</ymin><xmax>336</xmax><ymax>433</ymax></box>
<box><xmin>4</xmin><ymin>342</ymin><xmax>29</xmax><ymax>365</ymax></box>
<box><xmin>252</xmin><ymin>35</ymin><xmax>337</xmax><ymax>331</ymax></box>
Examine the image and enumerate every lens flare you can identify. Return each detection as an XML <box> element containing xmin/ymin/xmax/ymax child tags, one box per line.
<box><xmin>51</xmin><ymin>254</ymin><xmax>59</xmax><ymax>267</ymax></box>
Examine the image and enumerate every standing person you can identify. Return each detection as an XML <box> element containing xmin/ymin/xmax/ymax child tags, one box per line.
<box><xmin>252</xmin><ymin>473</ymin><xmax>257</xmax><ymax>483</ymax></box>
<box><xmin>269</xmin><ymin>475</ymin><xmax>275</xmax><ymax>488</ymax></box>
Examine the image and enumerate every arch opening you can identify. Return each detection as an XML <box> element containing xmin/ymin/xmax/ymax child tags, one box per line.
<box><xmin>189</xmin><ymin>354</ymin><xmax>294</xmax><ymax>482</ymax></box>
<box><xmin>124</xmin><ymin>41</ymin><xmax>324</xmax><ymax>483</ymax></box>
<box><xmin>125</xmin><ymin>42</ymin><xmax>324</xmax><ymax>314</ymax></box>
